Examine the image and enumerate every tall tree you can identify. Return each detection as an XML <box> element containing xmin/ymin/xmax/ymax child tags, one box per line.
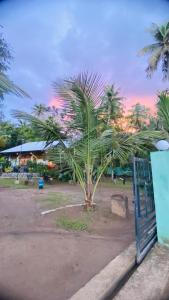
<box><xmin>32</xmin><ymin>104</ymin><xmax>49</xmax><ymax>117</ymax></box>
<box><xmin>139</xmin><ymin>22</ymin><xmax>169</xmax><ymax>80</ymax></box>
<box><xmin>100</xmin><ymin>85</ymin><xmax>123</xmax><ymax>125</ymax></box>
<box><xmin>0</xmin><ymin>28</ymin><xmax>12</xmax><ymax>119</ymax></box>
<box><xmin>48</xmin><ymin>105</ymin><xmax>59</xmax><ymax>117</ymax></box>
<box><xmin>0</xmin><ymin>29</ymin><xmax>12</xmax><ymax>73</ymax></box>
<box><xmin>14</xmin><ymin>73</ymin><xmax>163</xmax><ymax>209</ymax></box>
<box><xmin>0</xmin><ymin>135</ymin><xmax>6</xmax><ymax>148</ymax></box>
<box><xmin>0</xmin><ymin>119</ymin><xmax>39</xmax><ymax>150</ymax></box>
<box><xmin>0</xmin><ymin>28</ymin><xmax>28</xmax><ymax>108</ymax></box>
<box><xmin>156</xmin><ymin>90</ymin><xmax>169</xmax><ymax>132</ymax></box>
<box><xmin>128</xmin><ymin>103</ymin><xmax>151</xmax><ymax>130</ymax></box>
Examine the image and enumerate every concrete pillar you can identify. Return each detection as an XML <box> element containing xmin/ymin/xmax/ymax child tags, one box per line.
<box><xmin>151</xmin><ymin>151</ymin><xmax>169</xmax><ymax>247</ymax></box>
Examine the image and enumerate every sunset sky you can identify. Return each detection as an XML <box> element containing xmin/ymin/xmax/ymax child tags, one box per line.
<box><xmin>0</xmin><ymin>0</ymin><xmax>168</xmax><ymax>117</ymax></box>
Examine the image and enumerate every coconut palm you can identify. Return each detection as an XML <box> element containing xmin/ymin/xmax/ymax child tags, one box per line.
<box><xmin>32</xmin><ymin>104</ymin><xmax>49</xmax><ymax>117</ymax></box>
<box><xmin>100</xmin><ymin>85</ymin><xmax>123</xmax><ymax>125</ymax></box>
<box><xmin>128</xmin><ymin>103</ymin><xmax>151</xmax><ymax>130</ymax></box>
<box><xmin>13</xmin><ymin>73</ymin><xmax>163</xmax><ymax>209</ymax></box>
<box><xmin>156</xmin><ymin>90</ymin><xmax>169</xmax><ymax>132</ymax></box>
<box><xmin>48</xmin><ymin>105</ymin><xmax>59</xmax><ymax>116</ymax></box>
<box><xmin>0</xmin><ymin>72</ymin><xmax>29</xmax><ymax>150</ymax></box>
<box><xmin>139</xmin><ymin>22</ymin><xmax>169</xmax><ymax>80</ymax></box>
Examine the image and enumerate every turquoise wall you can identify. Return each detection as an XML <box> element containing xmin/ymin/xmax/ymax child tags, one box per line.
<box><xmin>151</xmin><ymin>151</ymin><xmax>169</xmax><ymax>247</ymax></box>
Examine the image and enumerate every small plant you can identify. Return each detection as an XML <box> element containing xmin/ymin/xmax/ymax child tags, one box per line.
<box><xmin>4</xmin><ymin>166</ymin><xmax>13</xmax><ymax>173</ymax></box>
<box><xmin>56</xmin><ymin>216</ymin><xmax>88</xmax><ymax>231</ymax></box>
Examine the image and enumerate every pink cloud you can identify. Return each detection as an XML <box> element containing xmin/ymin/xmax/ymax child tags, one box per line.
<box><xmin>48</xmin><ymin>97</ymin><xmax>64</xmax><ymax>108</ymax></box>
<box><xmin>49</xmin><ymin>94</ymin><xmax>157</xmax><ymax>116</ymax></box>
<box><xmin>125</xmin><ymin>95</ymin><xmax>157</xmax><ymax>113</ymax></box>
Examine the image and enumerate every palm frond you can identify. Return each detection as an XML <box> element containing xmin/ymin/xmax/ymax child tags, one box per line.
<box><xmin>0</xmin><ymin>73</ymin><xmax>30</xmax><ymax>98</ymax></box>
<box><xmin>54</xmin><ymin>73</ymin><xmax>104</xmax><ymax>135</ymax></box>
<box><xmin>146</xmin><ymin>47</ymin><xmax>163</xmax><ymax>77</ymax></box>
<box><xmin>100</xmin><ymin>128</ymin><xmax>165</xmax><ymax>163</ymax></box>
<box><xmin>157</xmin><ymin>91</ymin><xmax>169</xmax><ymax>131</ymax></box>
<box><xmin>139</xmin><ymin>43</ymin><xmax>162</xmax><ymax>56</ymax></box>
<box><xmin>140</xmin><ymin>22</ymin><xmax>169</xmax><ymax>80</ymax></box>
<box><xmin>54</xmin><ymin>72</ymin><xmax>104</xmax><ymax>107</ymax></box>
<box><xmin>12</xmin><ymin>110</ymin><xmax>65</xmax><ymax>144</ymax></box>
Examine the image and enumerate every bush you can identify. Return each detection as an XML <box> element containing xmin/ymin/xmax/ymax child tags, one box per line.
<box><xmin>27</xmin><ymin>160</ymin><xmax>59</xmax><ymax>179</ymax></box>
<box><xmin>27</xmin><ymin>160</ymin><xmax>47</xmax><ymax>174</ymax></box>
<box><xmin>4</xmin><ymin>166</ymin><xmax>13</xmax><ymax>173</ymax></box>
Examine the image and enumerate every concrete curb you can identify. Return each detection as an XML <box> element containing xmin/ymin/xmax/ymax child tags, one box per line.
<box><xmin>69</xmin><ymin>243</ymin><xmax>136</xmax><ymax>300</ymax></box>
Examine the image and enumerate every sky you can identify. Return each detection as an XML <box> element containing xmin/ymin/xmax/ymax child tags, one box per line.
<box><xmin>0</xmin><ymin>0</ymin><xmax>169</xmax><ymax>117</ymax></box>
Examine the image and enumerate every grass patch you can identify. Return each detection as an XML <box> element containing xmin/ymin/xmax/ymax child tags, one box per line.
<box><xmin>0</xmin><ymin>178</ymin><xmax>31</xmax><ymax>189</ymax></box>
<box><xmin>38</xmin><ymin>192</ymin><xmax>73</xmax><ymax>208</ymax></box>
<box><xmin>56</xmin><ymin>216</ymin><xmax>89</xmax><ymax>231</ymax></box>
<box><xmin>100</xmin><ymin>178</ymin><xmax>132</xmax><ymax>190</ymax></box>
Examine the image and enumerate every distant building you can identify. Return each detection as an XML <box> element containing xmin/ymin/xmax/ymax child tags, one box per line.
<box><xmin>0</xmin><ymin>141</ymin><xmax>60</xmax><ymax>166</ymax></box>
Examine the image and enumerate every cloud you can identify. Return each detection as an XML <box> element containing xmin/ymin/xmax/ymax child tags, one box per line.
<box><xmin>48</xmin><ymin>97</ymin><xmax>64</xmax><ymax>109</ymax></box>
<box><xmin>0</xmin><ymin>0</ymin><xmax>168</xmax><ymax>118</ymax></box>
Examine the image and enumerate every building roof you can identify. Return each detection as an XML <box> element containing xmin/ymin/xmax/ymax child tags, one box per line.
<box><xmin>0</xmin><ymin>141</ymin><xmax>60</xmax><ymax>154</ymax></box>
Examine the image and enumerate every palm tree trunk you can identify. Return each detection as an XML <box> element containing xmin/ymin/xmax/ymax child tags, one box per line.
<box><xmin>84</xmin><ymin>168</ymin><xmax>93</xmax><ymax>209</ymax></box>
<box><xmin>84</xmin><ymin>187</ymin><xmax>93</xmax><ymax>209</ymax></box>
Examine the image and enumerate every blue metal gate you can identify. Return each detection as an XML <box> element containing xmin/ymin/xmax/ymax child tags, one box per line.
<box><xmin>133</xmin><ymin>157</ymin><xmax>157</xmax><ymax>264</ymax></box>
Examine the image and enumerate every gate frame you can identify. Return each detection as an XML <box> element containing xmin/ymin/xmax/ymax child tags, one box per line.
<box><xmin>133</xmin><ymin>157</ymin><xmax>157</xmax><ymax>264</ymax></box>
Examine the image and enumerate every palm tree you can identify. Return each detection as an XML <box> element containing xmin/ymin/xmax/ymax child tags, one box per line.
<box><xmin>0</xmin><ymin>72</ymin><xmax>29</xmax><ymax>151</ymax></box>
<box><xmin>13</xmin><ymin>73</ymin><xmax>163</xmax><ymax>209</ymax></box>
<box><xmin>128</xmin><ymin>103</ymin><xmax>151</xmax><ymax>130</ymax></box>
<box><xmin>100</xmin><ymin>85</ymin><xmax>123</xmax><ymax>125</ymax></box>
<box><xmin>32</xmin><ymin>104</ymin><xmax>49</xmax><ymax>117</ymax></box>
<box><xmin>48</xmin><ymin>105</ymin><xmax>59</xmax><ymax>116</ymax></box>
<box><xmin>139</xmin><ymin>22</ymin><xmax>169</xmax><ymax>80</ymax></box>
<box><xmin>157</xmin><ymin>90</ymin><xmax>169</xmax><ymax>132</ymax></box>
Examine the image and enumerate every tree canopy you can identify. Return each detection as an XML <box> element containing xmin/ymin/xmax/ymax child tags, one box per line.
<box><xmin>13</xmin><ymin>73</ymin><xmax>163</xmax><ymax>208</ymax></box>
<box><xmin>140</xmin><ymin>22</ymin><xmax>169</xmax><ymax>80</ymax></box>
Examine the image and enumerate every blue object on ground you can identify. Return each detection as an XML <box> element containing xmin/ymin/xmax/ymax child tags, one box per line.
<box><xmin>38</xmin><ymin>177</ymin><xmax>44</xmax><ymax>189</ymax></box>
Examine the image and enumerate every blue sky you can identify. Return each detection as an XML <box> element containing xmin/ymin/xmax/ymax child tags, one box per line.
<box><xmin>0</xmin><ymin>0</ymin><xmax>168</xmax><ymax>117</ymax></box>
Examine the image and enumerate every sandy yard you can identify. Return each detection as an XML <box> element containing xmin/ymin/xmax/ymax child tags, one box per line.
<box><xmin>0</xmin><ymin>182</ymin><xmax>134</xmax><ymax>300</ymax></box>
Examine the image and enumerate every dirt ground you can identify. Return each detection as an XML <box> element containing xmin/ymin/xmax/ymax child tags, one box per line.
<box><xmin>0</xmin><ymin>183</ymin><xmax>135</xmax><ymax>300</ymax></box>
